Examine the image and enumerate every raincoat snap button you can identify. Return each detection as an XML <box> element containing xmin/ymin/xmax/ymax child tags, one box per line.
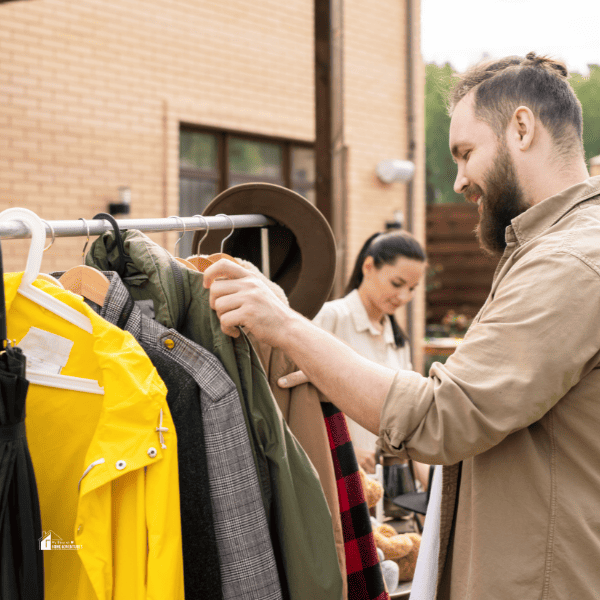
<box><xmin>116</xmin><ymin>460</ymin><xmax>127</xmax><ymax>470</ymax></box>
<box><xmin>163</xmin><ymin>339</ymin><xmax>175</xmax><ymax>350</ymax></box>
<box><xmin>77</xmin><ymin>524</ymin><xmax>83</xmax><ymax>534</ymax></box>
<box><xmin>147</xmin><ymin>447</ymin><xmax>157</xmax><ymax>458</ymax></box>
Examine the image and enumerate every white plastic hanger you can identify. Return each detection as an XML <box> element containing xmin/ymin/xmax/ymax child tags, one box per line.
<box><xmin>0</xmin><ymin>208</ymin><xmax>93</xmax><ymax>333</ymax></box>
<box><xmin>26</xmin><ymin>370</ymin><xmax>104</xmax><ymax>395</ymax></box>
<box><xmin>38</xmin><ymin>219</ymin><xmax>65</xmax><ymax>289</ymax></box>
<box><xmin>0</xmin><ymin>208</ymin><xmax>104</xmax><ymax>395</ymax></box>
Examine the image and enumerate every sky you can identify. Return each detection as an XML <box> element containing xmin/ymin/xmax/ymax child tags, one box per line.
<box><xmin>421</xmin><ymin>0</ymin><xmax>599</xmax><ymax>76</ymax></box>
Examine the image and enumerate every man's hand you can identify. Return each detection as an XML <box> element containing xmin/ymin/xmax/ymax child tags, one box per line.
<box><xmin>203</xmin><ymin>258</ymin><xmax>296</xmax><ymax>347</ymax></box>
<box><xmin>205</xmin><ymin>258</ymin><xmax>394</xmax><ymax>437</ymax></box>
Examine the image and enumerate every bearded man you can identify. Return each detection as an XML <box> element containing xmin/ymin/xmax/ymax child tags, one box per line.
<box><xmin>204</xmin><ymin>53</ymin><xmax>600</xmax><ymax>599</ymax></box>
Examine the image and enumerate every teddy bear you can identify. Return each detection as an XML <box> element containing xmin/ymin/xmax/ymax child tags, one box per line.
<box><xmin>358</xmin><ymin>467</ymin><xmax>421</xmax><ymax>588</ymax></box>
<box><xmin>372</xmin><ymin>522</ymin><xmax>421</xmax><ymax>583</ymax></box>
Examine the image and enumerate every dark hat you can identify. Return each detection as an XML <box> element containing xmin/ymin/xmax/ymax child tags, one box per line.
<box><xmin>192</xmin><ymin>183</ymin><xmax>337</xmax><ymax>319</ymax></box>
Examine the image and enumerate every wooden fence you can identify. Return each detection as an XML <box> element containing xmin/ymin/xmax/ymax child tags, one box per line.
<box><xmin>425</xmin><ymin>203</ymin><xmax>498</xmax><ymax>326</ymax></box>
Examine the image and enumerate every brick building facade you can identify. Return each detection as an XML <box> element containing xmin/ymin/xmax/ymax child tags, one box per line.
<box><xmin>1</xmin><ymin>0</ymin><xmax>426</xmax><ymax>369</ymax></box>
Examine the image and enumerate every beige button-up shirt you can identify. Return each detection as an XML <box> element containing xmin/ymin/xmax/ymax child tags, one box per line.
<box><xmin>314</xmin><ymin>289</ymin><xmax>412</xmax><ymax>453</ymax></box>
<box><xmin>379</xmin><ymin>177</ymin><xmax>600</xmax><ymax>599</ymax></box>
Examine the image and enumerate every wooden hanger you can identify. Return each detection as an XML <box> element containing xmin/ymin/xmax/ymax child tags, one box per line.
<box><xmin>169</xmin><ymin>215</ymin><xmax>199</xmax><ymax>271</ymax></box>
<box><xmin>59</xmin><ymin>218</ymin><xmax>110</xmax><ymax>306</ymax></box>
<box><xmin>205</xmin><ymin>213</ymin><xmax>239</xmax><ymax>267</ymax></box>
<box><xmin>187</xmin><ymin>215</ymin><xmax>217</xmax><ymax>272</ymax></box>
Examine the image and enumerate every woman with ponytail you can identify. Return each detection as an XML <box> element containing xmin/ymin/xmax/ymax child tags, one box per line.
<box><xmin>313</xmin><ymin>229</ymin><xmax>427</xmax><ymax>474</ymax></box>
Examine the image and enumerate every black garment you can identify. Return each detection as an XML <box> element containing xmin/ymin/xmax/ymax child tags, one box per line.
<box><xmin>0</xmin><ymin>241</ymin><xmax>44</xmax><ymax>600</ymax></box>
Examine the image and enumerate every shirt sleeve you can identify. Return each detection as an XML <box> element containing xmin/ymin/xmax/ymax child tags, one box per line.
<box><xmin>379</xmin><ymin>248</ymin><xmax>600</xmax><ymax>465</ymax></box>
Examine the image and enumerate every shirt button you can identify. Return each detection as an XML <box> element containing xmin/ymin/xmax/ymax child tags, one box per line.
<box><xmin>163</xmin><ymin>338</ymin><xmax>175</xmax><ymax>350</ymax></box>
<box><xmin>116</xmin><ymin>460</ymin><xmax>127</xmax><ymax>470</ymax></box>
<box><xmin>147</xmin><ymin>447</ymin><xmax>157</xmax><ymax>458</ymax></box>
<box><xmin>77</xmin><ymin>524</ymin><xmax>83</xmax><ymax>535</ymax></box>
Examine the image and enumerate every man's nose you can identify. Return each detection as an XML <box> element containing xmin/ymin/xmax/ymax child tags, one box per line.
<box><xmin>453</xmin><ymin>167</ymin><xmax>468</xmax><ymax>194</ymax></box>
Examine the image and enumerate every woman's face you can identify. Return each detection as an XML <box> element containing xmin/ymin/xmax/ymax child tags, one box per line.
<box><xmin>361</xmin><ymin>256</ymin><xmax>426</xmax><ymax>316</ymax></box>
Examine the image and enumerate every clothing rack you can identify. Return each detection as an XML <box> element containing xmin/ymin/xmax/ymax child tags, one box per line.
<box><xmin>0</xmin><ymin>213</ymin><xmax>276</xmax><ymax>277</ymax></box>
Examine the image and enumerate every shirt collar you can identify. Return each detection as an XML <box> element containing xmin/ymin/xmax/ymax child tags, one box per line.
<box><xmin>346</xmin><ymin>289</ymin><xmax>396</xmax><ymax>346</ymax></box>
<box><xmin>510</xmin><ymin>176</ymin><xmax>600</xmax><ymax>246</ymax></box>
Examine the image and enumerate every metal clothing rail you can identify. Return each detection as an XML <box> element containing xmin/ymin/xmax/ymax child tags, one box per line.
<box><xmin>0</xmin><ymin>214</ymin><xmax>276</xmax><ymax>240</ymax></box>
<box><xmin>0</xmin><ymin>213</ymin><xmax>276</xmax><ymax>278</ymax></box>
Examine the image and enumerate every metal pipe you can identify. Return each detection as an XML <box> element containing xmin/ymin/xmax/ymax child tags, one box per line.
<box><xmin>0</xmin><ymin>214</ymin><xmax>276</xmax><ymax>240</ymax></box>
<box><xmin>405</xmin><ymin>0</ymin><xmax>417</xmax><ymax>355</ymax></box>
<box><xmin>260</xmin><ymin>228</ymin><xmax>270</xmax><ymax>279</ymax></box>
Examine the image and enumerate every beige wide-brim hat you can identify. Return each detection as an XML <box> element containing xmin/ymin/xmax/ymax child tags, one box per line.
<box><xmin>192</xmin><ymin>183</ymin><xmax>337</xmax><ymax>319</ymax></box>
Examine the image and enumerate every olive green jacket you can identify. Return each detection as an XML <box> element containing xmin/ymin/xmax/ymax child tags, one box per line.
<box><xmin>86</xmin><ymin>229</ymin><xmax>343</xmax><ymax>600</ymax></box>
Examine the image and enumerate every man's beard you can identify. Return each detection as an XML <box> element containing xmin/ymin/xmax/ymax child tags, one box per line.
<box><xmin>471</xmin><ymin>143</ymin><xmax>530</xmax><ymax>257</ymax></box>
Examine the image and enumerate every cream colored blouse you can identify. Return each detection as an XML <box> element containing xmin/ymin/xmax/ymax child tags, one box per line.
<box><xmin>312</xmin><ymin>289</ymin><xmax>412</xmax><ymax>454</ymax></box>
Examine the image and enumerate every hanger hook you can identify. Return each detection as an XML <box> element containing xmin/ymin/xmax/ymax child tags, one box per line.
<box><xmin>79</xmin><ymin>217</ymin><xmax>91</xmax><ymax>264</ymax></box>
<box><xmin>169</xmin><ymin>215</ymin><xmax>186</xmax><ymax>257</ymax></box>
<box><xmin>192</xmin><ymin>214</ymin><xmax>209</xmax><ymax>255</ymax></box>
<box><xmin>41</xmin><ymin>220</ymin><xmax>56</xmax><ymax>252</ymax></box>
<box><xmin>93</xmin><ymin>213</ymin><xmax>126</xmax><ymax>275</ymax></box>
<box><xmin>215</xmin><ymin>213</ymin><xmax>235</xmax><ymax>253</ymax></box>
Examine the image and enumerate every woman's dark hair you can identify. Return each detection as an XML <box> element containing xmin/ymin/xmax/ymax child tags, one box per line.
<box><xmin>345</xmin><ymin>230</ymin><xmax>426</xmax><ymax>347</ymax></box>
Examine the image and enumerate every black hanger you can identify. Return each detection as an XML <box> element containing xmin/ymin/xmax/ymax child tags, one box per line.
<box><xmin>93</xmin><ymin>213</ymin><xmax>127</xmax><ymax>276</ymax></box>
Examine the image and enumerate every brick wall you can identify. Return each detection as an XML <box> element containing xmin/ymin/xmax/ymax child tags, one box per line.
<box><xmin>1</xmin><ymin>0</ymin><xmax>315</xmax><ymax>271</ymax></box>
<box><xmin>343</xmin><ymin>0</ymin><xmax>426</xmax><ymax>371</ymax></box>
<box><xmin>1</xmin><ymin>0</ymin><xmax>426</xmax><ymax>367</ymax></box>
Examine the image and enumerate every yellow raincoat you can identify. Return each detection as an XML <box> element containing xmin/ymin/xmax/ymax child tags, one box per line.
<box><xmin>5</xmin><ymin>273</ymin><xmax>184</xmax><ymax>599</ymax></box>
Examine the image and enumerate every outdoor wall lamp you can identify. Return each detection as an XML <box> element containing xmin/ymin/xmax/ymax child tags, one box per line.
<box><xmin>108</xmin><ymin>186</ymin><xmax>131</xmax><ymax>216</ymax></box>
<box><xmin>376</xmin><ymin>159</ymin><xmax>415</xmax><ymax>184</ymax></box>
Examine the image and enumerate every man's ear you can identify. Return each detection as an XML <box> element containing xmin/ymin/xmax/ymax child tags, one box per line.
<box><xmin>509</xmin><ymin>106</ymin><xmax>535</xmax><ymax>151</ymax></box>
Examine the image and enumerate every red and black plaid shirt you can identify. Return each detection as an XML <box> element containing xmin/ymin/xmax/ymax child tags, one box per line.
<box><xmin>321</xmin><ymin>402</ymin><xmax>389</xmax><ymax>600</ymax></box>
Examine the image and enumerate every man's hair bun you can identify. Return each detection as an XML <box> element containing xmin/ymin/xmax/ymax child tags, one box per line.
<box><xmin>524</xmin><ymin>52</ymin><xmax>569</xmax><ymax>78</ymax></box>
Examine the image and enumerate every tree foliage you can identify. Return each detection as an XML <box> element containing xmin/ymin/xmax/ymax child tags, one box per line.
<box><xmin>426</xmin><ymin>62</ymin><xmax>600</xmax><ymax>205</ymax></box>
<box><xmin>425</xmin><ymin>63</ymin><xmax>463</xmax><ymax>204</ymax></box>
<box><xmin>570</xmin><ymin>65</ymin><xmax>600</xmax><ymax>162</ymax></box>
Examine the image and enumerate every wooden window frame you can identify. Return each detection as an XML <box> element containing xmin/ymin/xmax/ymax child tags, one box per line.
<box><xmin>179</xmin><ymin>124</ymin><xmax>314</xmax><ymax>197</ymax></box>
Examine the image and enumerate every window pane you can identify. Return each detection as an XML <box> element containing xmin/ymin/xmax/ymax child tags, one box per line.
<box><xmin>180</xmin><ymin>130</ymin><xmax>218</xmax><ymax>171</ymax></box>
<box><xmin>178</xmin><ymin>177</ymin><xmax>218</xmax><ymax>258</ymax></box>
<box><xmin>229</xmin><ymin>137</ymin><xmax>283</xmax><ymax>180</ymax></box>
<box><xmin>291</xmin><ymin>147</ymin><xmax>315</xmax><ymax>184</ymax></box>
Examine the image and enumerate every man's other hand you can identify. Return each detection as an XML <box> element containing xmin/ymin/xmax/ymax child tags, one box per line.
<box><xmin>277</xmin><ymin>370</ymin><xmax>310</xmax><ymax>388</ymax></box>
